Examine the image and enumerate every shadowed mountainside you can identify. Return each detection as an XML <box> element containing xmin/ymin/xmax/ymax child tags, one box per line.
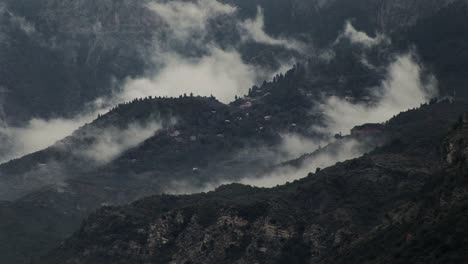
<box><xmin>38</xmin><ymin>100</ymin><xmax>468</xmax><ymax>264</ymax></box>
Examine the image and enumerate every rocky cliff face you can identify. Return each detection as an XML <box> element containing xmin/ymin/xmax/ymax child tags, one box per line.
<box><xmin>327</xmin><ymin>111</ymin><xmax>468</xmax><ymax>264</ymax></box>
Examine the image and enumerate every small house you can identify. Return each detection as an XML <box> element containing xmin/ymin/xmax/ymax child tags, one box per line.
<box><xmin>240</xmin><ymin>101</ymin><xmax>253</xmax><ymax>109</ymax></box>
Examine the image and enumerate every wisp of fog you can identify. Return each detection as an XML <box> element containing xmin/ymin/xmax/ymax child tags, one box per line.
<box><xmin>240</xmin><ymin>139</ymin><xmax>362</xmax><ymax>188</ymax></box>
<box><xmin>78</xmin><ymin>121</ymin><xmax>163</xmax><ymax>163</ymax></box>
<box><xmin>318</xmin><ymin>53</ymin><xmax>438</xmax><ymax>135</ymax></box>
<box><xmin>334</xmin><ymin>21</ymin><xmax>389</xmax><ymax>47</ymax></box>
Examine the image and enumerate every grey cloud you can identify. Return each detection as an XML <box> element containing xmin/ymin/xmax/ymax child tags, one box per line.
<box><xmin>0</xmin><ymin>113</ymin><xmax>98</xmax><ymax>163</ymax></box>
<box><xmin>240</xmin><ymin>139</ymin><xmax>363</xmax><ymax>187</ymax></box>
<box><xmin>121</xmin><ymin>47</ymin><xmax>257</xmax><ymax>104</ymax></box>
<box><xmin>147</xmin><ymin>0</ymin><xmax>236</xmax><ymax>43</ymax></box>
<box><xmin>335</xmin><ymin>21</ymin><xmax>389</xmax><ymax>48</ymax></box>
<box><xmin>239</xmin><ymin>7</ymin><xmax>306</xmax><ymax>52</ymax></box>
<box><xmin>316</xmin><ymin>53</ymin><xmax>438</xmax><ymax>135</ymax></box>
<box><xmin>77</xmin><ymin>120</ymin><xmax>164</xmax><ymax>163</ymax></box>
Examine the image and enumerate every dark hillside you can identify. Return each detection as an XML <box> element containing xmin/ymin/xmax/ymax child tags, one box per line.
<box><xmin>0</xmin><ymin>94</ymin><xmax>317</xmax><ymax>264</ymax></box>
<box><xmin>38</xmin><ymin>101</ymin><xmax>468</xmax><ymax>264</ymax></box>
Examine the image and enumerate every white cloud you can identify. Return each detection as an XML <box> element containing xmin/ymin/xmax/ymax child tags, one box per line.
<box><xmin>78</xmin><ymin>121</ymin><xmax>163</xmax><ymax>163</ymax></box>
<box><xmin>318</xmin><ymin>54</ymin><xmax>438</xmax><ymax>135</ymax></box>
<box><xmin>9</xmin><ymin>14</ymin><xmax>36</xmax><ymax>36</ymax></box>
<box><xmin>148</xmin><ymin>0</ymin><xmax>236</xmax><ymax>42</ymax></box>
<box><xmin>0</xmin><ymin>112</ymin><xmax>98</xmax><ymax>163</ymax></box>
<box><xmin>239</xmin><ymin>139</ymin><xmax>362</xmax><ymax>187</ymax></box>
<box><xmin>0</xmin><ymin>113</ymin><xmax>165</xmax><ymax>164</ymax></box>
<box><xmin>162</xmin><ymin>134</ymin><xmax>334</xmax><ymax>192</ymax></box>
<box><xmin>163</xmin><ymin>180</ymin><xmax>219</xmax><ymax>195</ymax></box>
<box><xmin>239</xmin><ymin>7</ymin><xmax>306</xmax><ymax>52</ymax></box>
<box><xmin>335</xmin><ymin>21</ymin><xmax>388</xmax><ymax>48</ymax></box>
<box><xmin>121</xmin><ymin>47</ymin><xmax>256</xmax><ymax>103</ymax></box>
<box><xmin>278</xmin><ymin>134</ymin><xmax>325</xmax><ymax>160</ymax></box>
<box><xmin>122</xmin><ymin>0</ymin><xmax>275</xmax><ymax>104</ymax></box>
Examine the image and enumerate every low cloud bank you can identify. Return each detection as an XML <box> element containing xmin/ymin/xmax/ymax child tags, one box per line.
<box><xmin>0</xmin><ymin>118</ymin><xmax>166</xmax><ymax>200</ymax></box>
<box><xmin>0</xmin><ymin>113</ymin><xmax>97</xmax><ymax>163</ymax></box>
<box><xmin>122</xmin><ymin>47</ymin><xmax>256</xmax><ymax>104</ymax></box>
<box><xmin>122</xmin><ymin>1</ymin><xmax>301</xmax><ymax>104</ymax></box>
<box><xmin>78</xmin><ymin>121</ymin><xmax>163</xmax><ymax>163</ymax></box>
<box><xmin>163</xmin><ymin>138</ymin><xmax>363</xmax><ymax>193</ymax></box>
<box><xmin>240</xmin><ymin>139</ymin><xmax>362</xmax><ymax>187</ymax></box>
<box><xmin>318</xmin><ymin>53</ymin><xmax>438</xmax><ymax>135</ymax></box>
<box><xmin>278</xmin><ymin>134</ymin><xmax>325</xmax><ymax>161</ymax></box>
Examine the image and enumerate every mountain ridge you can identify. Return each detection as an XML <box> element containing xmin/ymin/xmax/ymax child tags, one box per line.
<box><xmin>37</xmin><ymin>100</ymin><xmax>468</xmax><ymax>264</ymax></box>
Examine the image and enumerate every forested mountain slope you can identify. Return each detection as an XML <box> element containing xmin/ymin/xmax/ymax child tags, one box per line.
<box><xmin>39</xmin><ymin>101</ymin><xmax>468</xmax><ymax>264</ymax></box>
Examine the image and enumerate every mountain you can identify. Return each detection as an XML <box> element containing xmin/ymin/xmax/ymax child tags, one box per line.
<box><xmin>328</xmin><ymin>112</ymin><xmax>468</xmax><ymax>263</ymax></box>
<box><xmin>1</xmin><ymin>0</ymin><xmax>468</xmax><ymax>264</ymax></box>
<box><xmin>37</xmin><ymin>100</ymin><xmax>468</xmax><ymax>264</ymax></box>
<box><xmin>0</xmin><ymin>93</ymin><xmax>321</xmax><ymax>264</ymax></box>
